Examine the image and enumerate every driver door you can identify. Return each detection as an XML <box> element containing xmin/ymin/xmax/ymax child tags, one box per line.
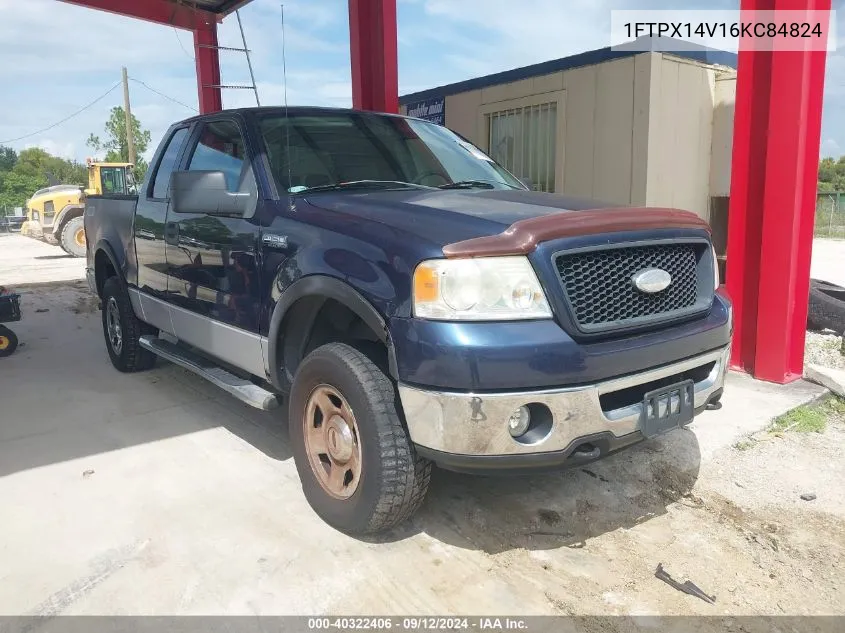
<box><xmin>163</xmin><ymin>117</ymin><xmax>264</xmax><ymax>377</ymax></box>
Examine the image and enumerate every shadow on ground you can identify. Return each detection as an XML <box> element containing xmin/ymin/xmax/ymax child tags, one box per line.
<box><xmin>1</xmin><ymin>282</ymin><xmax>700</xmax><ymax>555</ymax></box>
<box><xmin>0</xmin><ymin>284</ymin><xmax>292</xmax><ymax>478</ymax></box>
<box><xmin>395</xmin><ymin>428</ymin><xmax>700</xmax><ymax>553</ymax></box>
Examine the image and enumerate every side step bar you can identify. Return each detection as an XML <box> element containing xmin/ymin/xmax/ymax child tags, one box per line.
<box><xmin>139</xmin><ymin>335</ymin><xmax>280</xmax><ymax>411</ymax></box>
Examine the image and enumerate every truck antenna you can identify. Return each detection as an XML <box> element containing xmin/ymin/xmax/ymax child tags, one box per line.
<box><xmin>281</xmin><ymin>3</ymin><xmax>293</xmax><ymax>206</ymax></box>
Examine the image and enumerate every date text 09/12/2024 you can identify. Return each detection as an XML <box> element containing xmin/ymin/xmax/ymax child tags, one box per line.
<box><xmin>307</xmin><ymin>618</ymin><xmax>528</xmax><ymax>631</ymax></box>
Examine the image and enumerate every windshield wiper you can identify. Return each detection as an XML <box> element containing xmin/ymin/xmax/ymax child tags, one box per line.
<box><xmin>437</xmin><ymin>179</ymin><xmax>519</xmax><ymax>190</ymax></box>
<box><xmin>292</xmin><ymin>180</ymin><xmax>435</xmax><ymax>194</ymax></box>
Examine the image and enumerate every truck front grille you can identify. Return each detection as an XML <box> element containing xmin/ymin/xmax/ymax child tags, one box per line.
<box><xmin>554</xmin><ymin>242</ymin><xmax>710</xmax><ymax>333</ymax></box>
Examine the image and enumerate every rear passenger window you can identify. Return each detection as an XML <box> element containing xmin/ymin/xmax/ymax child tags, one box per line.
<box><xmin>151</xmin><ymin>127</ymin><xmax>189</xmax><ymax>199</ymax></box>
<box><xmin>187</xmin><ymin>120</ymin><xmax>252</xmax><ymax>192</ymax></box>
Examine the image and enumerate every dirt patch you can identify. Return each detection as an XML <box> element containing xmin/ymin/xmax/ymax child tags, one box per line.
<box><xmin>71</xmin><ymin>293</ymin><xmax>101</xmax><ymax>315</ymax></box>
<box><xmin>412</xmin><ymin>416</ymin><xmax>844</xmax><ymax>615</ymax></box>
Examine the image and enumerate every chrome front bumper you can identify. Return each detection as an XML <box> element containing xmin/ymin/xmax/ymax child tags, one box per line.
<box><xmin>398</xmin><ymin>345</ymin><xmax>729</xmax><ymax>457</ymax></box>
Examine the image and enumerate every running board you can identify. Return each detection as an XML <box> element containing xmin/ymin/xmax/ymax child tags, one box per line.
<box><xmin>139</xmin><ymin>335</ymin><xmax>280</xmax><ymax>411</ymax></box>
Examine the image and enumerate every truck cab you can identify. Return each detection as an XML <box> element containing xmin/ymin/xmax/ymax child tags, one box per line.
<box><xmin>84</xmin><ymin>107</ymin><xmax>731</xmax><ymax>535</ymax></box>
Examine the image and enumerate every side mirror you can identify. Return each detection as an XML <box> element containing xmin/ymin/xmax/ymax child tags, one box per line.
<box><xmin>170</xmin><ymin>170</ymin><xmax>251</xmax><ymax>217</ymax></box>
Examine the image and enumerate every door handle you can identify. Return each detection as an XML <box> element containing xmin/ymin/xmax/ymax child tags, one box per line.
<box><xmin>164</xmin><ymin>222</ymin><xmax>179</xmax><ymax>245</ymax></box>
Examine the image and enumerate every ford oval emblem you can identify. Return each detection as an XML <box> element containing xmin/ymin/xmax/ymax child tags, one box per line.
<box><xmin>632</xmin><ymin>268</ymin><xmax>672</xmax><ymax>293</ymax></box>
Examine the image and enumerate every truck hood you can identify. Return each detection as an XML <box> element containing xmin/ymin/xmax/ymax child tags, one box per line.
<box><xmin>305</xmin><ymin>188</ymin><xmax>625</xmax><ymax>248</ymax></box>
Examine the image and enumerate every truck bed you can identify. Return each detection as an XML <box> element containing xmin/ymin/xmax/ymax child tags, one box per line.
<box><xmin>84</xmin><ymin>194</ymin><xmax>138</xmax><ymax>287</ymax></box>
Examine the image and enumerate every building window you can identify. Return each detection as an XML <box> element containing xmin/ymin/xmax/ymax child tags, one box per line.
<box><xmin>486</xmin><ymin>102</ymin><xmax>557</xmax><ymax>192</ymax></box>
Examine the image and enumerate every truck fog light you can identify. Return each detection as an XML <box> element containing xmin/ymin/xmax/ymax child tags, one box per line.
<box><xmin>507</xmin><ymin>406</ymin><xmax>531</xmax><ymax>437</ymax></box>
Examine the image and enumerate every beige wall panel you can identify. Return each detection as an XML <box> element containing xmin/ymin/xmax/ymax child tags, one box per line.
<box><xmin>592</xmin><ymin>57</ymin><xmax>635</xmax><ymax>204</ymax></box>
<box><xmin>710</xmin><ymin>74</ymin><xmax>736</xmax><ymax>196</ymax></box>
<box><xmin>648</xmin><ymin>58</ymin><xmax>680</xmax><ymax>209</ymax></box>
<box><xmin>532</xmin><ymin>71</ymin><xmax>564</xmax><ymax>94</ymax></box>
<box><xmin>631</xmin><ymin>53</ymin><xmax>653</xmax><ymax>205</ymax></box>
<box><xmin>481</xmin><ymin>78</ymin><xmax>534</xmax><ymax>105</ymax></box>
<box><xmin>444</xmin><ymin>90</ymin><xmax>484</xmax><ymax>145</ymax></box>
<box><xmin>561</xmin><ymin>65</ymin><xmax>597</xmax><ymax>198</ymax></box>
<box><xmin>647</xmin><ymin>57</ymin><xmax>716</xmax><ymax>219</ymax></box>
<box><xmin>693</xmin><ymin>67</ymin><xmax>716</xmax><ymax>220</ymax></box>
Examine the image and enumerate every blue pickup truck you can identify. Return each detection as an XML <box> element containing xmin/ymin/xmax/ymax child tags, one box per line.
<box><xmin>84</xmin><ymin>106</ymin><xmax>731</xmax><ymax>534</ymax></box>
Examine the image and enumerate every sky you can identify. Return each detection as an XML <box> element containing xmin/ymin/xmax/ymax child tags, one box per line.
<box><xmin>0</xmin><ymin>0</ymin><xmax>843</xmax><ymax>163</ymax></box>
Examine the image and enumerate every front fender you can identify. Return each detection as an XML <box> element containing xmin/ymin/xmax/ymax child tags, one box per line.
<box><xmin>267</xmin><ymin>275</ymin><xmax>398</xmax><ymax>390</ymax></box>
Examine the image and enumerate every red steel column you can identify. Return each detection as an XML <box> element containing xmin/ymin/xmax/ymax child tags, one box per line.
<box><xmin>726</xmin><ymin>0</ymin><xmax>830</xmax><ymax>382</ymax></box>
<box><xmin>349</xmin><ymin>0</ymin><xmax>398</xmax><ymax>113</ymax></box>
<box><xmin>194</xmin><ymin>16</ymin><xmax>223</xmax><ymax>114</ymax></box>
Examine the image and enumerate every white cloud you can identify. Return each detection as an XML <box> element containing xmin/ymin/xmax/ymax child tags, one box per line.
<box><xmin>1</xmin><ymin>0</ymin><xmax>843</xmax><ymax>166</ymax></box>
<box><xmin>0</xmin><ymin>0</ymin><xmax>349</xmax><ymax>163</ymax></box>
<box><xmin>24</xmin><ymin>139</ymin><xmax>76</xmax><ymax>161</ymax></box>
<box><xmin>821</xmin><ymin>138</ymin><xmax>842</xmax><ymax>157</ymax></box>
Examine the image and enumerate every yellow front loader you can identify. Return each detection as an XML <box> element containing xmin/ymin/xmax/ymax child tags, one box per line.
<box><xmin>20</xmin><ymin>160</ymin><xmax>136</xmax><ymax>257</ymax></box>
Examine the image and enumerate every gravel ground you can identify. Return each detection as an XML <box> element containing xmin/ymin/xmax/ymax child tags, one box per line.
<box><xmin>805</xmin><ymin>330</ymin><xmax>845</xmax><ymax>370</ymax></box>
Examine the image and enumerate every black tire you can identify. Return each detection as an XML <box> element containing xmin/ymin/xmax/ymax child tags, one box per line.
<box><xmin>60</xmin><ymin>216</ymin><xmax>86</xmax><ymax>258</ymax></box>
<box><xmin>0</xmin><ymin>325</ymin><xmax>18</xmax><ymax>357</ymax></box>
<box><xmin>808</xmin><ymin>279</ymin><xmax>845</xmax><ymax>333</ymax></box>
<box><xmin>101</xmin><ymin>276</ymin><xmax>157</xmax><ymax>372</ymax></box>
<box><xmin>289</xmin><ymin>342</ymin><xmax>431</xmax><ymax>534</ymax></box>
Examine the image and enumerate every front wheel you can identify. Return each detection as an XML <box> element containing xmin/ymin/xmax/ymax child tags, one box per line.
<box><xmin>289</xmin><ymin>342</ymin><xmax>431</xmax><ymax>534</ymax></box>
<box><xmin>60</xmin><ymin>216</ymin><xmax>86</xmax><ymax>258</ymax></box>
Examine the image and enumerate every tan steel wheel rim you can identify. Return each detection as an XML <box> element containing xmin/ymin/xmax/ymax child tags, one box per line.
<box><xmin>303</xmin><ymin>384</ymin><xmax>362</xmax><ymax>499</ymax></box>
<box><xmin>0</xmin><ymin>336</ymin><xmax>8</xmax><ymax>350</ymax></box>
<box><xmin>74</xmin><ymin>227</ymin><xmax>86</xmax><ymax>247</ymax></box>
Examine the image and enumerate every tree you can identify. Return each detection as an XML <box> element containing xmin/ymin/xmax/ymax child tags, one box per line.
<box><xmin>0</xmin><ymin>147</ymin><xmax>87</xmax><ymax>211</ymax></box>
<box><xmin>0</xmin><ymin>170</ymin><xmax>44</xmax><ymax>210</ymax></box>
<box><xmin>0</xmin><ymin>145</ymin><xmax>16</xmax><ymax>172</ymax></box>
<box><xmin>818</xmin><ymin>155</ymin><xmax>845</xmax><ymax>192</ymax></box>
<box><xmin>87</xmin><ymin>106</ymin><xmax>152</xmax><ymax>181</ymax></box>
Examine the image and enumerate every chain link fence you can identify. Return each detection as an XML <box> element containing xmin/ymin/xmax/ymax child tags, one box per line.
<box><xmin>815</xmin><ymin>192</ymin><xmax>845</xmax><ymax>238</ymax></box>
<box><xmin>1</xmin><ymin>206</ymin><xmax>26</xmax><ymax>233</ymax></box>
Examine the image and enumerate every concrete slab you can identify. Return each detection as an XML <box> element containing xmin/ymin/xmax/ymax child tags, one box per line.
<box><xmin>805</xmin><ymin>363</ymin><xmax>845</xmax><ymax>397</ymax></box>
<box><xmin>0</xmin><ymin>281</ymin><xmax>832</xmax><ymax>616</ymax></box>
<box><xmin>0</xmin><ymin>233</ymin><xmax>85</xmax><ymax>286</ymax></box>
<box><xmin>691</xmin><ymin>371</ymin><xmax>825</xmax><ymax>460</ymax></box>
<box><xmin>810</xmin><ymin>237</ymin><xmax>845</xmax><ymax>287</ymax></box>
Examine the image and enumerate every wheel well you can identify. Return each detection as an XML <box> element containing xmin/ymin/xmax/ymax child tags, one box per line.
<box><xmin>94</xmin><ymin>249</ymin><xmax>117</xmax><ymax>297</ymax></box>
<box><xmin>279</xmin><ymin>297</ymin><xmax>387</xmax><ymax>386</ymax></box>
<box><xmin>55</xmin><ymin>206</ymin><xmax>84</xmax><ymax>237</ymax></box>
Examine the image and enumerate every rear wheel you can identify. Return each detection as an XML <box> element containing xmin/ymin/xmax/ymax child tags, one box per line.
<box><xmin>101</xmin><ymin>276</ymin><xmax>156</xmax><ymax>372</ymax></box>
<box><xmin>60</xmin><ymin>216</ymin><xmax>86</xmax><ymax>258</ymax></box>
<box><xmin>289</xmin><ymin>342</ymin><xmax>431</xmax><ymax>534</ymax></box>
<box><xmin>0</xmin><ymin>325</ymin><xmax>18</xmax><ymax>357</ymax></box>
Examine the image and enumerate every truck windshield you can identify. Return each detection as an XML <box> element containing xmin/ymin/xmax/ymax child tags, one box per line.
<box><xmin>259</xmin><ymin>112</ymin><xmax>524</xmax><ymax>194</ymax></box>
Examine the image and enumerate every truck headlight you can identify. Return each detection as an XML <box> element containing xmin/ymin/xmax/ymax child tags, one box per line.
<box><xmin>413</xmin><ymin>256</ymin><xmax>552</xmax><ymax>320</ymax></box>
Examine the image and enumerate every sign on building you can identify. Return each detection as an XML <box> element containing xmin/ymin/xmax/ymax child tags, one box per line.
<box><xmin>405</xmin><ymin>97</ymin><xmax>445</xmax><ymax>126</ymax></box>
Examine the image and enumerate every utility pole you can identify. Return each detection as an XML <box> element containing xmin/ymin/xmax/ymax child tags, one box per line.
<box><xmin>122</xmin><ymin>67</ymin><xmax>136</xmax><ymax>167</ymax></box>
